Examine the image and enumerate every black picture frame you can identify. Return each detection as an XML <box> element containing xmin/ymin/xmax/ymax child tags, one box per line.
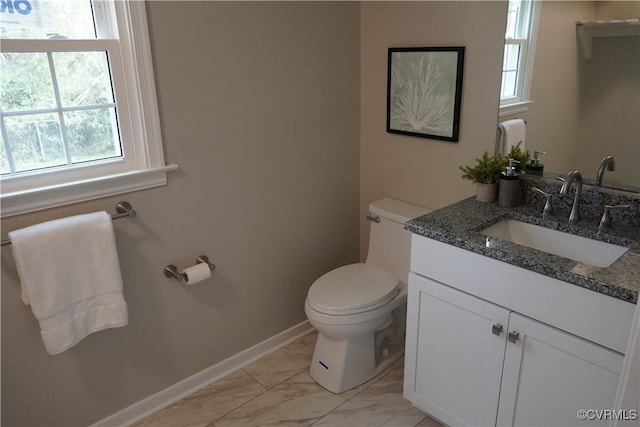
<box><xmin>386</xmin><ymin>47</ymin><xmax>465</xmax><ymax>142</ymax></box>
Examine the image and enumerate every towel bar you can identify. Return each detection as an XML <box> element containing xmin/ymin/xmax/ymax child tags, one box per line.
<box><xmin>1</xmin><ymin>201</ymin><xmax>137</xmax><ymax>247</ymax></box>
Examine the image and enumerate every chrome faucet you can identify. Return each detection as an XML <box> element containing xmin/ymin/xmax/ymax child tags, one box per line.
<box><xmin>559</xmin><ymin>170</ymin><xmax>582</xmax><ymax>222</ymax></box>
<box><xmin>595</xmin><ymin>156</ymin><xmax>615</xmax><ymax>186</ymax></box>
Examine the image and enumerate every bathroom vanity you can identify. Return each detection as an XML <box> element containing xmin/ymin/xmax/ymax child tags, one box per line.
<box><xmin>403</xmin><ymin>194</ymin><xmax>639</xmax><ymax>426</ymax></box>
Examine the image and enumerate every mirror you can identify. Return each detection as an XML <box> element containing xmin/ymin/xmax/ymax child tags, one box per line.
<box><xmin>499</xmin><ymin>1</ymin><xmax>640</xmax><ymax>192</ymax></box>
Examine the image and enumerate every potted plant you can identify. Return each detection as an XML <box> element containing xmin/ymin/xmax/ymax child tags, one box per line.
<box><xmin>506</xmin><ymin>141</ymin><xmax>530</xmax><ymax>173</ymax></box>
<box><xmin>459</xmin><ymin>151</ymin><xmax>507</xmax><ymax>202</ymax></box>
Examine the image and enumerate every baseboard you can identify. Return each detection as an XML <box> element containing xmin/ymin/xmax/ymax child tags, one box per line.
<box><xmin>92</xmin><ymin>320</ymin><xmax>313</xmax><ymax>427</ymax></box>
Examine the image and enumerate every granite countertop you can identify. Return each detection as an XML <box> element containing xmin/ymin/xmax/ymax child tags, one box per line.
<box><xmin>406</xmin><ymin>197</ymin><xmax>640</xmax><ymax>304</ymax></box>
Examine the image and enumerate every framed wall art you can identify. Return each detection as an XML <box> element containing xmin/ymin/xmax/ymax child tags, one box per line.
<box><xmin>387</xmin><ymin>47</ymin><xmax>465</xmax><ymax>142</ymax></box>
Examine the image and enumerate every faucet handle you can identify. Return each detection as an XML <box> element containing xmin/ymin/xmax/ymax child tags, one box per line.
<box><xmin>532</xmin><ymin>187</ymin><xmax>554</xmax><ymax>218</ymax></box>
<box><xmin>599</xmin><ymin>204</ymin><xmax>630</xmax><ymax>230</ymax></box>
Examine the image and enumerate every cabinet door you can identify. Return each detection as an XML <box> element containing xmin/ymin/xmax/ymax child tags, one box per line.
<box><xmin>405</xmin><ymin>273</ymin><xmax>510</xmax><ymax>427</ymax></box>
<box><xmin>497</xmin><ymin>313</ymin><xmax>624</xmax><ymax>427</ymax></box>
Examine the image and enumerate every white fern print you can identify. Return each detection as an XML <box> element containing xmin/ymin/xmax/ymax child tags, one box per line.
<box><xmin>390</xmin><ymin>53</ymin><xmax>455</xmax><ymax>136</ymax></box>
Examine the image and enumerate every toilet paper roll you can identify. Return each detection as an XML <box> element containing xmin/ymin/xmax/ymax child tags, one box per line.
<box><xmin>182</xmin><ymin>263</ymin><xmax>211</xmax><ymax>285</ymax></box>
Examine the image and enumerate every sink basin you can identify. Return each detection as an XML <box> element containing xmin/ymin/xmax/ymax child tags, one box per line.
<box><xmin>481</xmin><ymin>219</ymin><xmax>629</xmax><ymax>268</ymax></box>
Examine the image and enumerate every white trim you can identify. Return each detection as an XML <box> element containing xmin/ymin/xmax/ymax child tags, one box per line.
<box><xmin>502</xmin><ymin>38</ymin><xmax>527</xmax><ymax>101</ymax></box>
<box><xmin>500</xmin><ymin>0</ymin><xmax>540</xmax><ymax>112</ymax></box>
<box><xmin>0</xmin><ymin>39</ymin><xmax>120</xmax><ymax>51</ymax></box>
<box><xmin>93</xmin><ymin>0</ymin><xmax>118</xmax><ymax>39</ymax></box>
<box><xmin>90</xmin><ymin>321</ymin><xmax>314</xmax><ymax>427</ymax></box>
<box><xmin>0</xmin><ymin>1</ymin><xmax>175</xmax><ymax>217</ymax></box>
<box><xmin>115</xmin><ymin>0</ymin><xmax>166</xmax><ymax>168</ymax></box>
<box><xmin>499</xmin><ymin>100</ymin><xmax>533</xmax><ymax>117</ymax></box>
<box><xmin>0</xmin><ymin>164</ymin><xmax>178</xmax><ymax>218</ymax></box>
<box><xmin>521</xmin><ymin>0</ymin><xmax>540</xmax><ymax>104</ymax></box>
<box><xmin>611</xmin><ymin>303</ymin><xmax>640</xmax><ymax>426</ymax></box>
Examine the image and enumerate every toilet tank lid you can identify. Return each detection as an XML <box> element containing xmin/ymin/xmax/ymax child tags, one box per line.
<box><xmin>369</xmin><ymin>198</ymin><xmax>431</xmax><ymax>224</ymax></box>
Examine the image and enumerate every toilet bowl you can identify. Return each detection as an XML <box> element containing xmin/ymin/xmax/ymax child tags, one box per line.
<box><xmin>305</xmin><ymin>198</ymin><xmax>429</xmax><ymax>393</ymax></box>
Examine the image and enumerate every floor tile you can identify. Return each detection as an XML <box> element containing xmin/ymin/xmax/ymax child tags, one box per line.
<box><xmin>311</xmin><ymin>363</ymin><xmax>434</xmax><ymax>427</ymax></box>
<box><xmin>213</xmin><ymin>370</ymin><xmax>357</xmax><ymax>427</ymax></box>
<box><xmin>243</xmin><ymin>330</ymin><xmax>318</xmax><ymax>389</ymax></box>
<box><xmin>414</xmin><ymin>414</ymin><xmax>445</xmax><ymax>427</ymax></box>
<box><xmin>348</xmin><ymin>355</ymin><xmax>405</xmax><ymax>394</ymax></box>
<box><xmin>135</xmin><ymin>329</ymin><xmax>442</xmax><ymax>427</ymax></box>
<box><xmin>133</xmin><ymin>369</ymin><xmax>266</xmax><ymax>427</ymax></box>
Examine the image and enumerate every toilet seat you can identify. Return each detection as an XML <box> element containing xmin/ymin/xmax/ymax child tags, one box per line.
<box><xmin>307</xmin><ymin>263</ymin><xmax>399</xmax><ymax>316</ymax></box>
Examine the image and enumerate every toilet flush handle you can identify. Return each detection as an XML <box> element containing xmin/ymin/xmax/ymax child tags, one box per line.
<box><xmin>366</xmin><ymin>214</ymin><xmax>381</xmax><ymax>223</ymax></box>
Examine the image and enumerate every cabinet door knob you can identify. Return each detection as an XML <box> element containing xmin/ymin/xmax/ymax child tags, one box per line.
<box><xmin>492</xmin><ymin>323</ymin><xmax>503</xmax><ymax>336</ymax></box>
<box><xmin>508</xmin><ymin>331</ymin><xmax>520</xmax><ymax>343</ymax></box>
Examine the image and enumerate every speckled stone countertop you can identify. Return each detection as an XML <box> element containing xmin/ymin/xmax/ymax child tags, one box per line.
<box><xmin>406</xmin><ymin>196</ymin><xmax>640</xmax><ymax>304</ymax></box>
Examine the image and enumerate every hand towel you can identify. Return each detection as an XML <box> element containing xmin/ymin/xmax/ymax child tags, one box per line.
<box><xmin>499</xmin><ymin>118</ymin><xmax>526</xmax><ymax>156</ymax></box>
<box><xmin>9</xmin><ymin>211</ymin><xmax>128</xmax><ymax>355</ymax></box>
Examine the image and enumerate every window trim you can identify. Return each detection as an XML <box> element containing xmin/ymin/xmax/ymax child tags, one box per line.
<box><xmin>0</xmin><ymin>40</ymin><xmax>133</xmax><ymax>180</ymax></box>
<box><xmin>0</xmin><ymin>0</ymin><xmax>177</xmax><ymax>217</ymax></box>
<box><xmin>499</xmin><ymin>0</ymin><xmax>540</xmax><ymax>117</ymax></box>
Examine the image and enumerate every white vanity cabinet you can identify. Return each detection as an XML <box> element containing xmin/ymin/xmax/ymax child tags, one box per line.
<box><xmin>404</xmin><ymin>234</ymin><xmax>635</xmax><ymax>427</ymax></box>
<box><xmin>404</xmin><ymin>274</ymin><xmax>509</xmax><ymax>426</ymax></box>
<box><xmin>497</xmin><ymin>312</ymin><xmax>622</xmax><ymax>427</ymax></box>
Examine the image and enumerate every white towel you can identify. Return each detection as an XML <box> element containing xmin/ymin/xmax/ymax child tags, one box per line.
<box><xmin>9</xmin><ymin>211</ymin><xmax>128</xmax><ymax>355</ymax></box>
<box><xmin>499</xmin><ymin>118</ymin><xmax>526</xmax><ymax>156</ymax></box>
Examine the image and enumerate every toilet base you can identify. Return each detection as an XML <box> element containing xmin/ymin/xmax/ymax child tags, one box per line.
<box><xmin>309</xmin><ymin>324</ymin><xmax>405</xmax><ymax>393</ymax></box>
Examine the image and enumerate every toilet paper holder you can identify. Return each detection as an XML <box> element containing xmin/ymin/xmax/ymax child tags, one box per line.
<box><xmin>164</xmin><ymin>255</ymin><xmax>216</xmax><ymax>282</ymax></box>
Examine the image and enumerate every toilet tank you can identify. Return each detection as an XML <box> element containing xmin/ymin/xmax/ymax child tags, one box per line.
<box><xmin>366</xmin><ymin>198</ymin><xmax>430</xmax><ymax>284</ymax></box>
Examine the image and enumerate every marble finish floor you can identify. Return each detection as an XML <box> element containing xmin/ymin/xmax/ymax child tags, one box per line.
<box><xmin>134</xmin><ymin>329</ymin><xmax>443</xmax><ymax>427</ymax></box>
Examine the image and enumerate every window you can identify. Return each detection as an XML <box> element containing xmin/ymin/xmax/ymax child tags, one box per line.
<box><xmin>0</xmin><ymin>0</ymin><xmax>176</xmax><ymax>217</ymax></box>
<box><xmin>500</xmin><ymin>0</ymin><xmax>540</xmax><ymax>116</ymax></box>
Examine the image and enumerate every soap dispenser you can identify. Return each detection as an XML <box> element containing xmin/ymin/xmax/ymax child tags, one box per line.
<box><xmin>499</xmin><ymin>158</ymin><xmax>520</xmax><ymax>207</ymax></box>
<box><xmin>525</xmin><ymin>150</ymin><xmax>546</xmax><ymax>176</ymax></box>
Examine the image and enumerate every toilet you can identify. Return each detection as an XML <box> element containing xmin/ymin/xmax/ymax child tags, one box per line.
<box><xmin>305</xmin><ymin>197</ymin><xmax>430</xmax><ymax>393</ymax></box>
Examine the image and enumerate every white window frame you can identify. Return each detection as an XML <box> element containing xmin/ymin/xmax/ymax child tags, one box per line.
<box><xmin>0</xmin><ymin>0</ymin><xmax>177</xmax><ymax>217</ymax></box>
<box><xmin>499</xmin><ymin>0</ymin><xmax>540</xmax><ymax>117</ymax></box>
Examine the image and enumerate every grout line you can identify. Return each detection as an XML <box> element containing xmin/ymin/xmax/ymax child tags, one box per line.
<box><xmin>140</xmin><ymin>330</ymin><xmax>424</xmax><ymax>427</ymax></box>
<box><xmin>205</xmin><ymin>330</ymin><xmax>318</xmax><ymax>426</ymax></box>
<box><xmin>242</xmin><ymin>365</ymin><xmax>307</xmax><ymax>390</ymax></box>
<box><xmin>101</xmin><ymin>321</ymin><xmax>314</xmax><ymax>427</ymax></box>
<box><xmin>204</xmin><ymin>371</ymin><xmax>269</xmax><ymax>427</ymax></box>
<box><xmin>309</xmin><ymin>356</ymin><xmax>405</xmax><ymax>426</ymax></box>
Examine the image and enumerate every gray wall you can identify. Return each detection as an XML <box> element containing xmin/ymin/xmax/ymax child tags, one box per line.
<box><xmin>505</xmin><ymin>1</ymin><xmax>639</xmax><ymax>188</ymax></box>
<box><xmin>574</xmin><ymin>2</ymin><xmax>640</xmax><ymax>188</ymax></box>
<box><xmin>359</xmin><ymin>1</ymin><xmax>508</xmax><ymax>259</ymax></box>
<box><xmin>1</xmin><ymin>1</ymin><xmax>512</xmax><ymax>425</ymax></box>
<box><xmin>1</xmin><ymin>2</ymin><xmax>360</xmax><ymax>426</ymax></box>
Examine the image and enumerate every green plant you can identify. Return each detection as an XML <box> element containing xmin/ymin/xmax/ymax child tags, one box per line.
<box><xmin>459</xmin><ymin>151</ymin><xmax>507</xmax><ymax>184</ymax></box>
<box><xmin>507</xmin><ymin>141</ymin><xmax>530</xmax><ymax>172</ymax></box>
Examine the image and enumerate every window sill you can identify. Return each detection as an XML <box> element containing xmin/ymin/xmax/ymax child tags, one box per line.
<box><xmin>499</xmin><ymin>100</ymin><xmax>533</xmax><ymax>117</ymax></box>
<box><xmin>1</xmin><ymin>164</ymin><xmax>178</xmax><ymax>218</ymax></box>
